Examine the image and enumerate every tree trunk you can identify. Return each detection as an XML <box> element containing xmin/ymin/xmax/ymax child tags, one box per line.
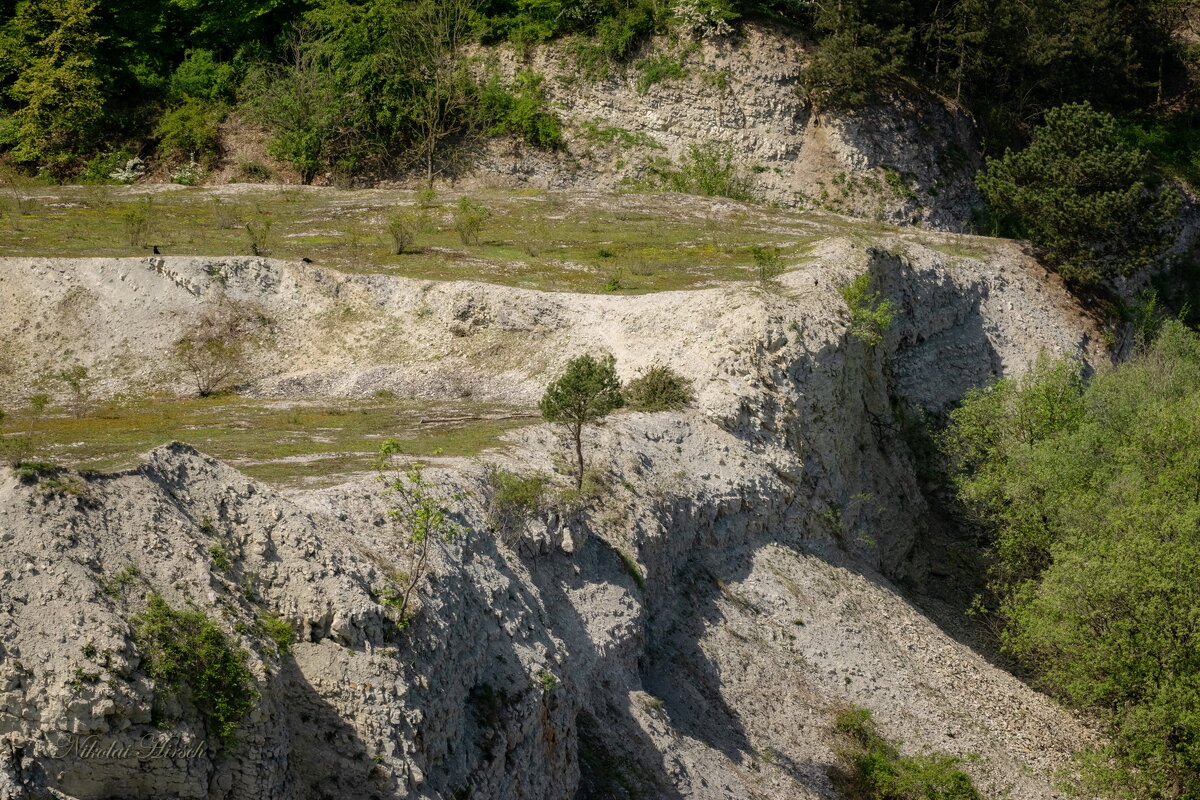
<box><xmin>573</xmin><ymin>425</ymin><xmax>584</xmax><ymax>490</ymax></box>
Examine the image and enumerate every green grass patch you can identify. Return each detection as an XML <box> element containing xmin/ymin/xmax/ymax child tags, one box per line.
<box><xmin>0</xmin><ymin>186</ymin><xmax>851</xmax><ymax>294</ymax></box>
<box><xmin>15</xmin><ymin>395</ymin><xmax>535</xmax><ymax>488</ymax></box>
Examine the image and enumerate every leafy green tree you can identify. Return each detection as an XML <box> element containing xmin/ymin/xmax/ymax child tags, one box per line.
<box><xmin>977</xmin><ymin>102</ymin><xmax>1181</xmax><ymax>286</ymax></box>
<box><xmin>153</xmin><ymin>96</ymin><xmax>226</xmax><ymax>168</ymax></box>
<box><xmin>943</xmin><ymin>321</ymin><xmax>1200</xmax><ymax>798</ymax></box>
<box><xmin>7</xmin><ymin>0</ymin><xmax>107</xmax><ymax>175</ymax></box>
<box><xmin>243</xmin><ymin>29</ymin><xmax>344</xmax><ymax>184</ymax></box>
<box><xmin>540</xmin><ymin>353</ymin><xmax>624</xmax><ymax>489</ymax></box>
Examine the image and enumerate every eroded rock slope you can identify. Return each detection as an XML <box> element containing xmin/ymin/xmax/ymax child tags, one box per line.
<box><xmin>1</xmin><ymin>231</ymin><xmax>1104</xmax><ymax>799</ymax></box>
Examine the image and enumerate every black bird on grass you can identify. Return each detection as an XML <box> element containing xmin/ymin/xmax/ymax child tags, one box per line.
<box><xmin>152</xmin><ymin>245</ymin><xmax>160</xmax><ymax>255</ymax></box>
<box><xmin>301</xmin><ymin>257</ymin><xmax>313</xmax><ymax>263</ymax></box>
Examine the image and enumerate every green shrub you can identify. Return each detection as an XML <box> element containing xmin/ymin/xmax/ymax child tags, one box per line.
<box><xmin>750</xmin><ymin>245</ymin><xmax>785</xmax><ymax>284</ymax></box>
<box><xmin>659</xmin><ymin>142</ymin><xmax>755</xmax><ymax>202</ymax></box>
<box><xmin>616</xmin><ymin>548</ymin><xmax>646</xmax><ymax>591</ymax></box>
<box><xmin>479</xmin><ymin>71</ymin><xmax>564</xmax><ymax>149</ymax></box>
<box><xmin>237</xmin><ymin>161</ymin><xmax>272</xmax><ymax>182</ymax></box>
<box><xmin>385</xmin><ymin>210</ymin><xmax>421</xmax><ymax>254</ymax></box>
<box><xmin>244</xmin><ymin>218</ymin><xmax>273</xmax><ymax>257</ymax></box>
<box><xmin>672</xmin><ymin>0</ymin><xmax>739</xmax><ymax>38</ymax></box>
<box><xmin>121</xmin><ymin>197</ymin><xmax>156</xmax><ymax>249</ymax></box>
<box><xmin>833</xmin><ymin>706</ymin><xmax>982</xmax><ymax>800</ymax></box>
<box><xmin>484</xmin><ymin>464</ymin><xmax>548</xmax><ymax>536</ymax></box>
<box><xmin>77</xmin><ymin>150</ymin><xmax>134</xmax><ymax>185</ymax></box>
<box><xmin>977</xmin><ymin>103</ymin><xmax>1181</xmax><ymax>286</ymax></box>
<box><xmin>635</xmin><ymin>53</ymin><xmax>687</xmax><ymax>93</ymax></box>
<box><xmin>168</xmin><ymin>49</ymin><xmax>237</xmax><ymax>104</ymax></box>
<box><xmin>257</xmin><ymin>610</ymin><xmax>295</xmax><ymax>656</ymax></box>
<box><xmin>207</xmin><ymin>544</ymin><xmax>231</xmax><ymax>572</ymax></box>
<box><xmin>154</xmin><ymin>98</ymin><xmax>226</xmax><ymax>169</ymax></box>
<box><xmin>453</xmin><ymin>196</ymin><xmax>490</xmax><ymax>245</ymax></box>
<box><xmin>133</xmin><ymin>594</ymin><xmax>259</xmax><ymax>745</ymax></box>
<box><xmin>839</xmin><ymin>273</ymin><xmax>896</xmax><ymax>347</ymax></box>
<box><xmin>624</xmin><ymin>365</ymin><xmax>695</xmax><ymax>411</ymax></box>
<box><xmin>572</xmin><ymin>3</ymin><xmax>660</xmax><ymax>79</ymax></box>
<box><xmin>14</xmin><ymin>461</ymin><xmax>55</xmax><ymax>480</ymax></box>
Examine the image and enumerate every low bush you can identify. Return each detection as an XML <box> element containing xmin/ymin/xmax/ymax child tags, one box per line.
<box><xmin>154</xmin><ymin>98</ymin><xmax>226</xmax><ymax>169</ymax></box>
<box><xmin>833</xmin><ymin>706</ymin><xmax>981</xmax><ymax>800</ymax></box>
<box><xmin>121</xmin><ymin>198</ymin><xmax>156</xmax><ymax>249</ymax></box>
<box><xmin>133</xmin><ymin>594</ymin><xmax>259</xmax><ymax>745</ymax></box>
<box><xmin>257</xmin><ymin>610</ymin><xmax>295</xmax><ymax>656</ymax></box>
<box><xmin>479</xmin><ymin>71</ymin><xmax>563</xmax><ymax>150</ymax></box>
<box><xmin>657</xmin><ymin>142</ymin><xmax>755</xmax><ymax>202</ymax></box>
<box><xmin>484</xmin><ymin>464</ymin><xmax>548</xmax><ymax>538</ymax></box>
<box><xmin>385</xmin><ymin>210</ymin><xmax>421</xmax><ymax>254</ymax></box>
<box><xmin>635</xmin><ymin>53</ymin><xmax>687</xmax><ymax>93</ymax></box>
<box><xmin>750</xmin><ymin>245</ymin><xmax>785</xmax><ymax>284</ymax></box>
<box><xmin>453</xmin><ymin>196</ymin><xmax>490</xmax><ymax>245</ymax></box>
<box><xmin>839</xmin><ymin>273</ymin><xmax>896</xmax><ymax>347</ymax></box>
<box><xmin>624</xmin><ymin>365</ymin><xmax>695</xmax><ymax>411</ymax></box>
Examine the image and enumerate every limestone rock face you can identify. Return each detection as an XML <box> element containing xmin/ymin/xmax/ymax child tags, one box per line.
<box><xmin>0</xmin><ymin>230</ymin><xmax>1104</xmax><ymax>799</ymax></box>
<box><xmin>469</xmin><ymin>26</ymin><xmax>982</xmax><ymax>231</ymax></box>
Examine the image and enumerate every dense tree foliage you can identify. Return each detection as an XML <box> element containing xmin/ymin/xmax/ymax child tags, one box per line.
<box><xmin>978</xmin><ymin>103</ymin><xmax>1181</xmax><ymax>286</ymax></box>
<box><xmin>0</xmin><ymin>0</ymin><xmax>1196</xmax><ymax>187</ymax></box>
<box><xmin>943</xmin><ymin>319</ymin><xmax>1200</xmax><ymax>798</ymax></box>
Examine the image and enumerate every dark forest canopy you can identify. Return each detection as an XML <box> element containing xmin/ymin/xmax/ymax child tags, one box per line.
<box><xmin>0</xmin><ymin>0</ymin><xmax>1197</xmax><ymax>183</ymax></box>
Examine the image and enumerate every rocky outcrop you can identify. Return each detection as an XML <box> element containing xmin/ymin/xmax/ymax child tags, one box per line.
<box><xmin>470</xmin><ymin>26</ymin><xmax>982</xmax><ymax>231</ymax></box>
<box><xmin>0</xmin><ymin>228</ymin><xmax>1104</xmax><ymax>798</ymax></box>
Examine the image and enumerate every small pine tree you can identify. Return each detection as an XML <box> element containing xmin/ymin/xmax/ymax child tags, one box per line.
<box><xmin>539</xmin><ymin>354</ymin><xmax>624</xmax><ymax>489</ymax></box>
<box><xmin>977</xmin><ymin>102</ymin><xmax>1181</xmax><ymax>286</ymax></box>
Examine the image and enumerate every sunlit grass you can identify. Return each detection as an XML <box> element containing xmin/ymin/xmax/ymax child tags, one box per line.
<box><xmin>0</xmin><ymin>185</ymin><xmax>870</xmax><ymax>293</ymax></box>
<box><xmin>11</xmin><ymin>394</ymin><xmax>535</xmax><ymax>488</ymax></box>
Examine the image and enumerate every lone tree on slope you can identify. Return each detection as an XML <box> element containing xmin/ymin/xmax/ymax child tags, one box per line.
<box><xmin>539</xmin><ymin>353</ymin><xmax>624</xmax><ymax>490</ymax></box>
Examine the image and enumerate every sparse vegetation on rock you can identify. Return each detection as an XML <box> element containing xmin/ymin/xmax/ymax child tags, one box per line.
<box><xmin>171</xmin><ymin>296</ymin><xmax>271</xmax><ymax>397</ymax></box>
<box><xmin>132</xmin><ymin>593</ymin><xmax>259</xmax><ymax>746</ymax></box>
<box><xmin>839</xmin><ymin>273</ymin><xmax>896</xmax><ymax>347</ymax></box>
<box><xmin>832</xmin><ymin>706</ymin><xmax>981</xmax><ymax>800</ymax></box>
